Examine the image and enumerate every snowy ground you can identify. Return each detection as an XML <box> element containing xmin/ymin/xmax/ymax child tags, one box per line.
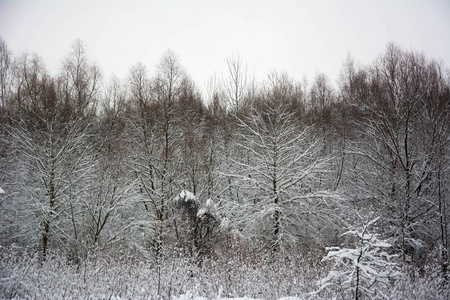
<box><xmin>171</xmin><ymin>295</ymin><xmax>301</xmax><ymax>300</ymax></box>
<box><xmin>1</xmin><ymin>248</ymin><xmax>447</xmax><ymax>299</ymax></box>
<box><xmin>171</xmin><ymin>291</ymin><xmax>303</xmax><ymax>300</ymax></box>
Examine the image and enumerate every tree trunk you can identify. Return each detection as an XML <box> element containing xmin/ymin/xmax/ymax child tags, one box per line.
<box><xmin>273</xmin><ymin>175</ymin><xmax>280</xmax><ymax>251</ymax></box>
<box><xmin>42</xmin><ymin>172</ymin><xmax>55</xmax><ymax>261</ymax></box>
<box><xmin>438</xmin><ymin>159</ymin><xmax>449</xmax><ymax>281</ymax></box>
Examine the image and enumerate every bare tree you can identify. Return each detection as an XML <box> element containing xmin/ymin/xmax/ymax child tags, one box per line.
<box><xmin>12</xmin><ymin>52</ymin><xmax>47</xmax><ymax>116</ymax></box>
<box><xmin>309</xmin><ymin>73</ymin><xmax>334</xmax><ymax>128</ymax></box>
<box><xmin>262</xmin><ymin>71</ymin><xmax>305</xmax><ymax>117</ymax></box>
<box><xmin>223</xmin><ymin>53</ymin><xmax>248</xmax><ymax>112</ymax></box>
<box><xmin>153</xmin><ymin>50</ymin><xmax>185</xmax><ymax>200</ymax></box>
<box><xmin>0</xmin><ymin>37</ymin><xmax>12</xmax><ymax>112</ymax></box>
<box><xmin>59</xmin><ymin>39</ymin><xmax>101</xmax><ymax>118</ymax></box>
<box><xmin>206</xmin><ymin>73</ymin><xmax>226</xmax><ymax>115</ymax></box>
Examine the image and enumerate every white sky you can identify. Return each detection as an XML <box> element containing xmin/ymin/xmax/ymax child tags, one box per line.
<box><xmin>1</xmin><ymin>0</ymin><xmax>449</xmax><ymax>93</ymax></box>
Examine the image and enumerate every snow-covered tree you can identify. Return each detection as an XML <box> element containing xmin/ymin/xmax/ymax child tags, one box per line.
<box><xmin>225</xmin><ymin>98</ymin><xmax>341</xmax><ymax>251</ymax></box>
<box><xmin>318</xmin><ymin>216</ymin><xmax>401</xmax><ymax>300</ymax></box>
<box><xmin>124</xmin><ymin>53</ymin><xmax>197</xmax><ymax>270</ymax></box>
<box><xmin>9</xmin><ymin>105</ymin><xmax>95</xmax><ymax>262</ymax></box>
<box><xmin>5</xmin><ymin>43</ymin><xmax>100</xmax><ymax>262</ymax></box>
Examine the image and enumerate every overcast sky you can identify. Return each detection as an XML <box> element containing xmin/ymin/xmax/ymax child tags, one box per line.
<box><xmin>1</xmin><ymin>0</ymin><xmax>449</xmax><ymax>93</ymax></box>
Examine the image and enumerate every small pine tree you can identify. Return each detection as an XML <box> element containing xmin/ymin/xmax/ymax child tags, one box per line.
<box><xmin>317</xmin><ymin>215</ymin><xmax>401</xmax><ymax>300</ymax></box>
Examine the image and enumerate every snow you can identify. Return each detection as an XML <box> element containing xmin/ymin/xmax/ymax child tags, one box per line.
<box><xmin>0</xmin><ymin>187</ymin><xmax>4</xmax><ymax>194</ymax></box>
<box><xmin>197</xmin><ymin>208</ymin><xmax>207</xmax><ymax>218</ymax></box>
<box><xmin>172</xmin><ymin>295</ymin><xmax>302</xmax><ymax>300</ymax></box>
<box><xmin>181</xmin><ymin>190</ymin><xmax>196</xmax><ymax>201</ymax></box>
<box><xmin>172</xmin><ymin>295</ymin><xmax>266</xmax><ymax>300</ymax></box>
<box><xmin>174</xmin><ymin>190</ymin><xmax>196</xmax><ymax>202</ymax></box>
<box><xmin>172</xmin><ymin>294</ymin><xmax>207</xmax><ymax>300</ymax></box>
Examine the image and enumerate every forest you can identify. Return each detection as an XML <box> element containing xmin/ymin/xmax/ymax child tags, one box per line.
<box><xmin>0</xmin><ymin>37</ymin><xmax>449</xmax><ymax>299</ymax></box>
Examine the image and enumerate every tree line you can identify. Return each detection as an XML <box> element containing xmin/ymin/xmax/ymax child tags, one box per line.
<box><xmin>0</xmin><ymin>37</ymin><xmax>449</xmax><ymax>297</ymax></box>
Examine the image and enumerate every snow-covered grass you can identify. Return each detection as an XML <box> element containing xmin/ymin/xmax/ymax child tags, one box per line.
<box><xmin>1</xmin><ymin>246</ymin><xmax>448</xmax><ymax>299</ymax></box>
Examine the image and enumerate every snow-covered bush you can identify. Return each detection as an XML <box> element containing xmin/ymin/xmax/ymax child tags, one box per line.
<box><xmin>174</xmin><ymin>190</ymin><xmax>221</xmax><ymax>260</ymax></box>
<box><xmin>385</xmin><ymin>249</ymin><xmax>449</xmax><ymax>299</ymax></box>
